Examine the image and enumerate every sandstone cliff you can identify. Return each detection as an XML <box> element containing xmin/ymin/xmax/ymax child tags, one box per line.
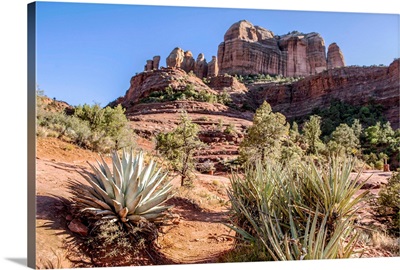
<box><xmin>249</xmin><ymin>59</ymin><xmax>399</xmax><ymax>129</ymax></box>
<box><xmin>218</xmin><ymin>20</ymin><xmax>345</xmax><ymax>77</ymax></box>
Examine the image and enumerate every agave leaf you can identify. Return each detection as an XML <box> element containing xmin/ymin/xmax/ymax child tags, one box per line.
<box><xmin>109</xmin><ymin>178</ymin><xmax>124</xmax><ymax>205</ymax></box>
<box><xmin>121</xmin><ymin>148</ymin><xmax>128</xmax><ymax>168</ymax></box>
<box><xmin>100</xmin><ymin>215</ymin><xmax>119</xmax><ymax>220</ymax></box>
<box><xmin>135</xmin><ymin>191</ymin><xmax>170</xmax><ymax>214</ymax></box>
<box><xmin>151</xmin><ymin>183</ymin><xmax>174</xmax><ymax>199</ymax></box>
<box><xmin>78</xmin><ymin>171</ymin><xmax>115</xmax><ymax>207</ymax></box>
<box><xmin>122</xmin><ymin>149</ymin><xmax>134</xmax><ymax>192</ymax></box>
<box><xmin>100</xmin><ymin>155</ymin><xmax>113</xmax><ymax>179</ymax></box>
<box><xmin>96</xmin><ymin>159</ymin><xmax>108</xmax><ymax>178</ymax></box>
<box><xmin>112</xmin><ymin>199</ymin><xmax>123</xmax><ymax>214</ymax></box>
<box><xmin>89</xmin><ymin>163</ymin><xmax>115</xmax><ymax>198</ymax></box>
<box><xmin>74</xmin><ymin>196</ymin><xmax>112</xmax><ymax>211</ymax></box>
<box><xmin>146</xmin><ymin>167</ymin><xmax>163</xmax><ymax>187</ymax></box>
<box><xmin>113</xmin><ymin>160</ymin><xmax>123</xmax><ymax>190</ymax></box>
<box><xmin>126</xmin><ymin>194</ymin><xmax>143</xmax><ymax>215</ymax></box>
<box><xmin>139</xmin><ymin>172</ymin><xmax>167</xmax><ymax>203</ymax></box>
<box><xmin>141</xmin><ymin>212</ymin><xmax>167</xmax><ymax>221</ymax></box>
<box><xmin>138</xmin><ymin>205</ymin><xmax>173</xmax><ymax>215</ymax></box>
<box><xmin>125</xmin><ymin>152</ymin><xmax>144</xmax><ymax>193</ymax></box>
<box><xmin>82</xmin><ymin>208</ymin><xmax>116</xmax><ymax>216</ymax></box>
<box><xmin>127</xmin><ymin>214</ymin><xmax>143</xmax><ymax>222</ymax></box>
<box><xmin>125</xmin><ymin>179</ymin><xmax>141</xmax><ymax>205</ymax></box>
<box><xmin>139</xmin><ymin>159</ymin><xmax>155</xmax><ymax>188</ymax></box>
<box><xmin>118</xmin><ymin>207</ymin><xmax>129</xmax><ymax>219</ymax></box>
<box><xmin>86</xmin><ymin>163</ymin><xmax>105</xmax><ymax>190</ymax></box>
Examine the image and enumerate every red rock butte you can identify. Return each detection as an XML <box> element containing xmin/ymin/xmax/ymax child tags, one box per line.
<box><xmin>217</xmin><ymin>20</ymin><xmax>345</xmax><ymax>77</ymax></box>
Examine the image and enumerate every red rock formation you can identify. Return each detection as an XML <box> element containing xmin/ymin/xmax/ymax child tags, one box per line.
<box><xmin>144</xmin><ymin>55</ymin><xmax>161</xmax><ymax>71</ymax></box>
<box><xmin>208</xmin><ymin>74</ymin><xmax>248</xmax><ymax>107</ymax></box>
<box><xmin>251</xmin><ymin>59</ymin><xmax>399</xmax><ymax>129</ymax></box>
<box><xmin>208</xmin><ymin>74</ymin><xmax>247</xmax><ymax>92</ymax></box>
<box><xmin>144</xmin><ymin>60</ymin><xmax>153</xmax><ymax>71</ymax></box>
<box><xmin>218</xmin><ymin>20</ymin><xmax>345</xmax><ymax>77</ymax></box>
<box><xmin>153</xmin><ymin>55</ymin><xmax>160</xmax><ymax>70</ymax></box>
<box><xmin>166</xmin><ymin>47</ymin><xmax>184</xmax><ymax>68</ymax></box>
<box><xmin>207</xmin><ymin>56</ymin><xmax>219</xmax><ymax>77</ymax></box>
<box><xmin>182</xmin><ymin>51</ymin><xmax>195</xmax><ymax>73</ymax></box>
<box><xmin>194</xmin><ymin>53</ymin><xmax>208</xmax><ymax>79</ymax></box>
<box><xmin>119</xmin><ymin>68</ymin><xmax>215</xmax><ymax>107</ymax></box>
<box><xmin>327</xmin><ymin>43</ymin><xmax>345</xmax><ymax>69</ymax></box>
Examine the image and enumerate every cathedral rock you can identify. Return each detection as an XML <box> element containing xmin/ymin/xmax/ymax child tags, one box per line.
<box><xmin>217</xmin><ymin>20</ymin><xmax>345</xmax><ymax>77</ymax></box>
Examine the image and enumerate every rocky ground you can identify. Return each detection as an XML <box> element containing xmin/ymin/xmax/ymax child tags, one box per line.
<box><xmin>35</xmin><ymin>137</ymin><xmax>235</xmax><ymax>268</ymax></box>
<box><xmin>35</xmin><ymin>137</ymin><xmax>398</xmax><ymax>268</ymax></box>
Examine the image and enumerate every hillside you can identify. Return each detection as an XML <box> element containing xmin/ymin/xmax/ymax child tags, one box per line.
<box><xmin>33</xmin><ymin>19</ymin><xmax>400</xmax><ymax>268</ymax></box>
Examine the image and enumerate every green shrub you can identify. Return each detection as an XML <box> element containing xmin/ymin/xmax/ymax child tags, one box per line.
<box><xmin>375</xmin><ymin>160</ymin><xmax>384</xmax><ymax>170</ymax></box>
<box><xmin>226</xmin><ymin>157</ymin><xmax>368</xmax><ymax>261</ymax></box>
<box><xmin>224</xmin><ymin>123</ymin><xmax>236</xmax><ymax>135</ymax></box>
<box><xmin>36</xmin><ymin>98</ymin><xmax>135</xmax><ymax>152</ymax></box>
<box><xmin>377</xmin><ymin>172</ymin><xmax>400</xmax><ymax>235</ymax></box>
<box><xmin>217</xmin><ymin>89</ymin><xmax>232</xmax><ymax>105</ymax></box>
<box><xmin>140</xmin><ymin>84</ymin><xmax>229</xmax><ymax>105</ymax></box>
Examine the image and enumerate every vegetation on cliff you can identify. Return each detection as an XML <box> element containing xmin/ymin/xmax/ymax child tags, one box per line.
<box><xmin>140</xmin><ymin>84</ymin><xmax>232</xmax><ymax>106</ymax></box>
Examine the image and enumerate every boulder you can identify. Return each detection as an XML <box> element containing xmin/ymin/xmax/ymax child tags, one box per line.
<box><xmin>68</xmin><ymin>218</ymin><xmax>88</xmax><ymax>236</ymax></box>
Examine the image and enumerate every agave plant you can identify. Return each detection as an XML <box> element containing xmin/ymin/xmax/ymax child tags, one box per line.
<box><xmin>69</xmin><ymin>149</ymin><xmax>174</xmax><ymax>225</ymax></box>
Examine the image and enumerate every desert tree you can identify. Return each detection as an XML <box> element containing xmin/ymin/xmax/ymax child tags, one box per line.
<box><xmin>302</xmin><ymin>115</ymin><xmax>325</xmax><ymax>155</ymax></box>
<box><xmin>156</xmin><ymin>111</ymin><xmax>205</xmax><ymax>186</ymax></box>
<box><xmin>281</xmin><ymin>121</ymin><xmax>305</xmax><ymax>164</ymax></box>
<box><xmin>327</xmin><ymin>123</ymin><xmax>360</xmax><ymax>156</ymax></box>
<box><xmin>239</xmin><ymin>101</ymin><xmax>289</xmax><ymax>164</ymax></box>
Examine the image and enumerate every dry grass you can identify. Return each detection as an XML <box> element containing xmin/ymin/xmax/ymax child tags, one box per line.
<box><xmin>356</xmin><ymin>229</ymin><xmax>399</xmax><ymax>257</ymax></box>
<box><xmin>371</xmin><ymin>231</ymin><xmax>399</xmax><ymax>254</ymax></box>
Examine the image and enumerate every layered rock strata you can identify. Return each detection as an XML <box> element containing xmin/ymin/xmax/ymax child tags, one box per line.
<box><xmin>218</xmin><ymin>20</ymin><xmax>345</xmax><ymax>77</ymax></box>
<box><xmin>120</xmin><ymin>68</ymin><xmax>216</xmax><ymax>108</ymax></box>
<box><xmin>250</xmin><ymin>59</ymin><xmax>399</xmax><ymax>129</ymax></box>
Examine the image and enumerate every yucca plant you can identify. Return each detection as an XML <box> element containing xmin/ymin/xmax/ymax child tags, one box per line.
<box><xmin>226</xmin><ymin>157</ymin><xmax>369</xmax><ymax>261</ymax></box>
<box><xmin>69</xmin><ymin>149</ymin><xmax>174</xmax><ymax>226</ymax></box>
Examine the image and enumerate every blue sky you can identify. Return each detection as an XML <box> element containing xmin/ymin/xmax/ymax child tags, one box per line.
<box><xmin>36</xmin><ymin>1</ymin><xmax>399</xmax><ymax>107</ymax></box>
